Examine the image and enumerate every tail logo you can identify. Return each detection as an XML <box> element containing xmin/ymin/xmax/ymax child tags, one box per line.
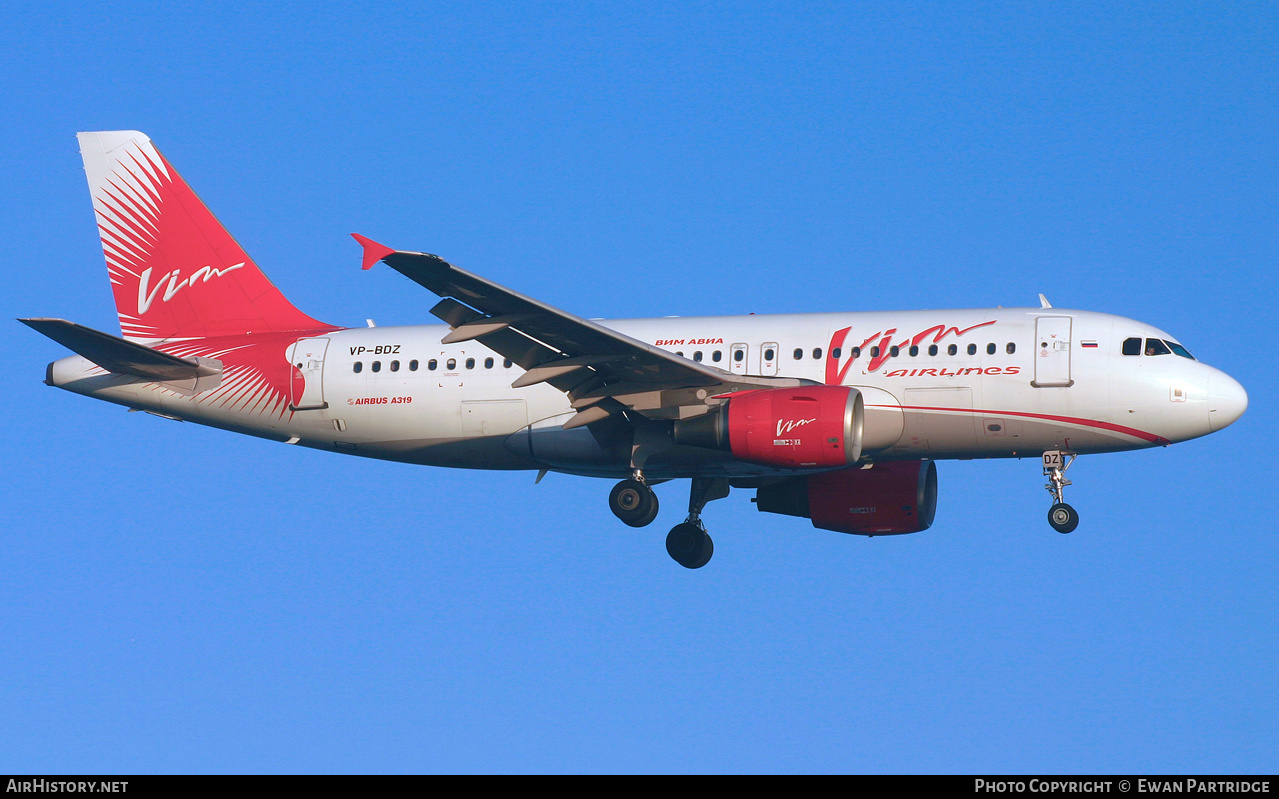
<box><xmin>79</xmin><ymin>130</ymin><xmax>334</xmax><ymax>340</ymax></box>
<box><xmin>137</xmin><ymin>263</ymin><xmax>246</xmax><ymax>314</ymax></box>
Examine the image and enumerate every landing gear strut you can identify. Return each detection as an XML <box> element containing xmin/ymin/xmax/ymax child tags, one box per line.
<box><xmin>609</xmin><ymin>472</ymin><xmax>659</xmax><ymax>528</ymax></box>
<box><xmin>666</xmin><ymin>477</ymin><xmax>728</xmax><ymax>569</ymax></box>
<box><xmin>1042</xmin><ymin>450</ymin><xmax>1080</xmax><ymax>534</ymax></box>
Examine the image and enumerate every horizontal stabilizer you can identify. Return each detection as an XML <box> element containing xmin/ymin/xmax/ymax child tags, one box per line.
<box><xmin>19</xmin><ymin>318</ymin><xmax>221</xmax><ymax>381</ymax></box>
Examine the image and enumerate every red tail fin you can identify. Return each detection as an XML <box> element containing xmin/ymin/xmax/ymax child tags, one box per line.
<box><xmin>78</xmin><ymin>131</ymin><xmax>330</xmax><ymax>342</ymax></box>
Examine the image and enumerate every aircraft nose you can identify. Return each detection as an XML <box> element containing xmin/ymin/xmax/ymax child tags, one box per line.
<box><xmin>1207</xmin><ymin>371</ymin><xmax>1248</xmax><ymax>432</ymax></box>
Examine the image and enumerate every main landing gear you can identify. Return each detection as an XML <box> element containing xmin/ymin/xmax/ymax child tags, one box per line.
<box><xmin>606</xmin><ymin>474</ymin><xmax>728</xmax><ymax>568</ymax></box>
<box><xmin>1042</xmin><ymin>450</ymin><xmax>1080</xmax><ymax>534</ymax></box>
<box><xmin>609</xmin><ymin>472</ymin><xmax>659</xmax><ymax>528</ymax></box>
<box><xmin>665</xmin><ymin>477</ymin><xmax>728</xmax><ymax>569</ymax></box>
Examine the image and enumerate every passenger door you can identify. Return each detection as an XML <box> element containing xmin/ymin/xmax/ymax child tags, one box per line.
<box><xmin>288</xmin><ymin>337</ymin><xmax>330</xmax><ymax>410</ymax></box>
<box><xmin>1032</xmin><ymin>316</ymin><xmax>1073</xmax><ymax>388</ymax></box>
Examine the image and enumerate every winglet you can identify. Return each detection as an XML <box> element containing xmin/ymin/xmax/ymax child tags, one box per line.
<box><xmin>352</xmin><ymin>233</ymin><xmax>396</xmax><ymax>270</ymax></box>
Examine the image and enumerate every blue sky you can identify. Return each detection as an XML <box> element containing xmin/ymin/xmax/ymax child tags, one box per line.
<box><xmin>1</xmin><ymin>1</ymin><xmax>1276</xmax><ymax>774</ymax></box>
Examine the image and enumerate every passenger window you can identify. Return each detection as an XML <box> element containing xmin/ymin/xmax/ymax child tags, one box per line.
<box><xmin>1122</xmin><ymin>337</ymin><xmax>1142</xmax><ymax>356</ymax></box>
<box><xmin>889</xmin><ymin>346</ymin><xmax>899</xmax><ymax>357</ymax></box>
<box><xmin>831</xmin><ymin>347</ymin><xmax>841</xmax><ymax>359</ymax></box>
<box><xmin>712</xmin><ymin>350</ymin><xmax>722</xmax><ymax>362</ymax></box>
<box><xmin>1006</xmin><ymin>343</ymin><xmax>1015</xmax><ymax>354</ymax></box>
<box><xmin>372</xmin><ymin>361</ymin><xmax>381</xmax><ymax>373</ymax></box>
<box><xmin>465</xmin><ymin>358</ymin><xmax>475</xmax><ymax>369</ymax></box>
<box><xmin>485</xmin><ymin>357</ymin><xmax>494</xmax><ymax>369</ymax></box>
<box><xmin>409</xmin><ymin>360</ymin><xmax>419</xmax><ymax>371</ymax></box>
<box><xmin>812</xmin><ymin>348</ymin><xmax>823</xmax><ymax>360</ymax></box>
<box><xmin>1145</xmin><ymin>339</ymin><xmax>1171</xmax><ymax>356</ymax></box>
<box><xmin>851</xmin><ymin>347</ymin><xmax>861</xmax><ymax>358</ymax></box>
<box><xmin>909</xmin><ymin>345</ymin><xmax>919</xmax><ymax>357</ymax></box>
<box><xmin>446</xmin><ymin>359</ymin><xmax>456</xmax><ymax>370</ymax></box>
<box><xmin>793</xmin><ymin>348</ymin><xmax>803</xmax><ymax>360</ymax></box>
<box><xmin>967</xmin><ymin>343</ymin><xmax>977</xmax><ymax>356</ymax></box>
<box><xmin>948</xmin><ymin>344</ymin><xmax>957</xmax><ymax>356</ymax></box>
<box><xmin>734</xmin><ymin>349</ymin><xmax>744</xmax><ymax>362</ymax></box>
<box><xmin>763</xmin><ymin>348</ymin><xmax>774</xmax><ymax>360</ymax></box>
<box><xmin>928</xmin><ymin>344</ymin><xmax>938</xmax><ymax>356</ymax></box>
<box><xmin>870</xmin><ymin>346</ymin><xmax>880</xmax><ymax>358</ymax></box>
<box><xmin>353</xmin><ymin>362</ymin><xmax>363</xmax><ymax>373</ymax></box>
<box><xmin>694</xmin><ymin>351</ymin><xmax>703</xmax><ymax>362</ymax></box>
<box><xmin>987</xmin><ymin>343</ymin><xmax>996</xmax><ymax>355</ymax></box>
<box><xmin>428</xmin><ymin>359</ymin><xmax>438</xmax><ymax>371</ymax></box>
<box><xmin>504</xmin><ymin>359</ymin><xmax>513</xmax><ymax>368</ymax></box>
<box><xmin>390</xmin><ymin>360</ymin><xmax>400</xmax><ymax>372</ymax></box>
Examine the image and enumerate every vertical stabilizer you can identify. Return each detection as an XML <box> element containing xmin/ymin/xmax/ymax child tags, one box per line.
<box><xmin>78</xmin><ymin>131</ymin><xmax>330</xmax><ymax>341</ymax></box>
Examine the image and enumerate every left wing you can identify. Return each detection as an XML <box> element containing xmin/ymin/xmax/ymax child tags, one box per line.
<box><xmin>353</xmin><ymin>235</ymin><xmax>813</xmax><ymax>428</ymax></box>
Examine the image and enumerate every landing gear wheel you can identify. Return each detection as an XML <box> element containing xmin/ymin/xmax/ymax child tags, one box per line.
<box><xmin>1048</xmin><ymin>502</ymin><xmax>1079</xmax><ymax>534</ymax></box>
<box><xmin>609</xmin><ymin>479</ymin><xmax>659</xmax><ymax>527</ymax></box>
<box><xmin>666</xmin><ymin>522</ymin><xmax>713</xmax><ymax>569</ymax></box>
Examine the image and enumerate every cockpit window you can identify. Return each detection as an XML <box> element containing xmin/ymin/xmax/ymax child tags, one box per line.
<box><xmin>1165</xmin><ymin>341</ymin><xmax>1195</xmax><ymax>360</ymax></box>
<box><xmin>1122</xmin><ymin>337</ymin><xmax>1141</xmax><ymax>356</ymax></box>
<box><xmin>1145</xmin><ymin>338</ymin><xmax>1171</xmax><ymax>356</ymax></box>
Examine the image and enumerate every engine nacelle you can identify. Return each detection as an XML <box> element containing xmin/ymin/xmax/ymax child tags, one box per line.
<box><xmin>754</xmin><ymin>460</ymin><xmax>938</xmax><ymax>535</ymax></box>
<box><xmin>727</xmin><ymin>385</ymin><xmax>863</xmax><ymax>468</ymax></box>
<box><xmin>675</xmin><ymin>385</ymin><xmax>865</xmax><ymax>469</ymax></box>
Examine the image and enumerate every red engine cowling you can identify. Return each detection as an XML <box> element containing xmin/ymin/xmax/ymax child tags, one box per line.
<box><xmin>755</xmin><ymin>460</ymin><xmax>938</xmax><ymax>535</ymax></box>
<box><xmin>725</xmin><ymin>385</ymin><xmax>864</xmax><ymax>469</ymax></box>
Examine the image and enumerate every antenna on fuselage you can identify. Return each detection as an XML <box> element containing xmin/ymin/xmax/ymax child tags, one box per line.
<box><xmin>1038</xmin><ymin>294</ymin><xmax>1052</xmax><ymax>309</ymax></box>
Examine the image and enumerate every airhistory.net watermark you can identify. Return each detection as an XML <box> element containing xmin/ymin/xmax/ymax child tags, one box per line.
<box><xmin>5</xmin><ymin>781</ymin><xmax>128</xmax><ymax>793</ymax></box>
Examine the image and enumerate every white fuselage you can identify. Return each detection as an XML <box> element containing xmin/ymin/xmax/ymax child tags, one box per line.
<box><xmin>47</xmin><ymin>307</ymin><xmax>1245</xmax><ymax>478</ymax></box>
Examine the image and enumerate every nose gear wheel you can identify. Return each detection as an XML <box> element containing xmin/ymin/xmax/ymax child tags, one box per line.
<box><xmin>1048</xmin><ymin>502</ymin><xmax>1079</xmax><ymax>534</ymax></box>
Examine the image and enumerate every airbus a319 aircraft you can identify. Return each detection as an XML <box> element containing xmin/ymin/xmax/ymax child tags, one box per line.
<box><xmin>23</xmin><ymin>131</ymin><xmax>1248</xmax><ymax>568</ymax></box>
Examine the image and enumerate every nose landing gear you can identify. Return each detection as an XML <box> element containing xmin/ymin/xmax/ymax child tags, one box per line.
<box><xmin>1043</xmin><ymin>450</ymin><xmax>1079</xmax><ymax>534</ymax></box>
